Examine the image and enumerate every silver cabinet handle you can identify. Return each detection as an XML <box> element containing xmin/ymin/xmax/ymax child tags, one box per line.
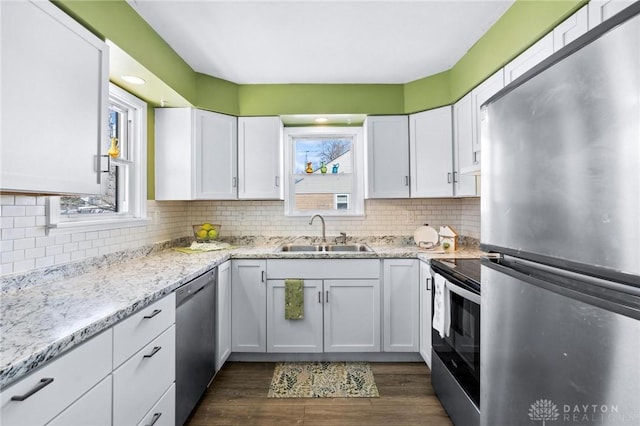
<box><xmin>11</xmin><ymin>378</ymin><xmax>54</xmax><ymax>401</ymax></box>
<box><xmin>232</xmin><ymin>177</ymin><xmax>237</xmax><ymax>188</ymax></box>
<box><xmin>447</xmin><ymin>173</ymin><xmax>452</xmax><ymax>183</ymax></box>
<box><xmin>275</xmin><ymin>176</ymin><xmax>280</xmax><ymax>187</ymax></box>
<box><xmin>318</xmin><ymin>291</ymin><xmax>322</xmax><ymax>304</ymax></box>
<box><xmin>453</xmin><ymin>172</ymin><xmax>459</xmax><ymax>183</ymax></box>
<box><xmin>404</xmin><ymin>176</ymin><xmax>409</xmax><ymax>186</ymax></box>
<box><xmin>261</xmin><ymin>271</ymin><xmax>265</xmax><ymax>282</ymax></box>
<box><xmin>143</xmin><ymin>346</ymin><xmax>161</xmax><ymax>358</ymax></box>
<box><xmin>426</xmin><ymin>277</ymin><xmax>432</xmax><ymax>291</ymax></box>
<box><xmin>326</xmin><ymin>291</ymin><xmax>329</xmax><ymax>303</ymax></box>
<box><xmin>143</xmin><ymin>309</ymin><xmax>162</xmax><ymax>319</ymax></box>
<box><xmin>146</xmin><ymin>413</ymin><xmax>162</xmax><ymax>426</ymax></box>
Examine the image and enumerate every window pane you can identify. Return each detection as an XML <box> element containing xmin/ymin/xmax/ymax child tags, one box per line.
<box><xmin>291</xmin><ymin>136</ymin><xmax>355</xmax><ymax>213</ymax></box>
<box><xmin>60</xmin><ymin>164</ymin><xmax>118</xmax><ymax>215</ymax></box>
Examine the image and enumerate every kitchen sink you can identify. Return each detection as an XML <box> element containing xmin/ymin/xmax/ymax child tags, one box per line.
<box><xmin>277</xmin><ymin>243</ymin><xmax>373</xmax><ymax>252</ymax></box>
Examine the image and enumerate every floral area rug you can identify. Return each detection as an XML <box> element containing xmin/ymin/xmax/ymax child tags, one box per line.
<box><xmin>267</xmin><ymin>361</ymin><xmax>379</xmax><ymax>398</ymax></box>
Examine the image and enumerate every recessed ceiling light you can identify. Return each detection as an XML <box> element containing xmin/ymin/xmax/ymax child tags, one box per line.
<box><xmin>314</xmin><ymin>117</ymin><xmax>329</xmax><ymax>123</ymax></box>
<box><xmin>121</xmin><ymin>75</ymin><xmax>146</xmax><ymax>85</ymax></box>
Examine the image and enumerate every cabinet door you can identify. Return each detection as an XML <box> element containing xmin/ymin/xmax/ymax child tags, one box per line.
<box><xmin>419</xmin><ymin>261</ymin><xmax>432</xmax><ymax>367</ymax></box>
<box><xmin>216</xmin><ymin>260</ymin><xmax>232</xmax><ymax>371</ymax></box>
<box><xmin>195</xmin><ymin>110</ymin><xmax>238</xmax><ymax>199</ymax></box>
<box><xmin>238</xmin><ymin>117</ymin><xmax>283</xmax><ymax>199</ymax></box>
<box><xmin>47</xmin><ymin>375</ymin><xmax>112</xmax><ymax>426</ymax></box>
<box><xmin>409</xmin><ymin>107</ymin><xmax>454</xmax><ymax>198</ymax></box>
<box><xmin>1</xmin><ymin>0</ymin><xmax>108</xmax><ymax>195</ymax></box>
<box><xmin>589</xmin><ymin>0</ymin><xmax>637</xmax><ymax>29</ymax></box>
<box><xmin>324</xmin><ymin>279</ymin><xmax>381</xmax><ymax>352</ymax></box>
<box><xmin>267</xmin><ymin>279</ymin><xmax>323</xmax><ymax>352</ymax></box>
<box><xmin>504</xmin><ymin>33</ymin><xmax>554</xmax><ymax>84</ymax></box>
<box><xmin>553</xmin><ymin>6</ymin><xmax>589</xmax><ymax>50</ymax></box>
<box><xmin>365</xmin><ymin>116</ymin><xmax>410</xmax><ymax>198</ymax></box>
<box><xmin>453</xmin><ymin>93</ymin><xmax>478</xmax><ymax>197</ymax></box>
<box><xmin>472</xmin><ymin>69</ymin><xmax>504</xmax><ymax>154</ymax></box>
<box><xmin>231</xmin><ymin>260</ymin><xmax>267</xmax><ymax>352</ymax></box>
<box><xmin>383</xmin><ymin>260</ymin><xmax>419</xmax><ymax>352</ymax></box>
<box><xmin>154</xmin><ymin>108</ymin><xmax>194</xmax><ymax>200</ymax></box>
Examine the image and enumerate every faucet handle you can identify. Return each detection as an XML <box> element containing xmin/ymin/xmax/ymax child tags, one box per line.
<box><xmin>336</xmin><ymin>232</ymin><xmax>347</xmax><ymax>244</ymax></box>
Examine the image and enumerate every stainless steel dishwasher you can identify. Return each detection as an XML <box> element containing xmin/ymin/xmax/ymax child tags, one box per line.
<box><xmin>175</xmin><ymin>268</ymin><xmax>217</xmax><ymax>426</ymax></box>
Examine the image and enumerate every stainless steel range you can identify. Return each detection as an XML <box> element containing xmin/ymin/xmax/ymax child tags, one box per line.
<box><xmin>430</xmin><ymin>258</ymin><xmax>481</xmax><ymax>426</ymax></box>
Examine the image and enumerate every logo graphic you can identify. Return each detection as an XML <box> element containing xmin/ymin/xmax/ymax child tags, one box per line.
<box><xmin>529</xmin><ymin>399</ymin><xmax>560</xmax><ymax>425</ymax></box>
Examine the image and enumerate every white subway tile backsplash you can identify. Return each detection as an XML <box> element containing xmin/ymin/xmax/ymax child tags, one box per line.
<box><xmin>1</xmin><ymin>195</ymin><xmax>480</xmax><ymax>278</ymax></box>
<box><xmin>14</xmin><ymin>196</ymin><xmax>36</xmax><ymax>206</ymax></box>
<box><xmin>1</xmin><ymin>206</ymin><xmax>26</xmax><ymax>217</ymax></box>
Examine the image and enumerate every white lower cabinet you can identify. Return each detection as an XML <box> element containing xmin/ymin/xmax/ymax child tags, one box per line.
<box><xmin>0</xmin><ymin>330</ymin><xmax>112</xmax><ymax>426</ymax></box>
<box><xmin>267</xmin><ymin>279</ymin><xmax>324</xmax><ymax>352</ymax></box>
<box><xmin>112</xmin><ymin>293</ymin><xmax>176</xmax><ymax>426</ymax></box>
<box><xmin>47</xmin><ymin>376</ymin><xmax>112</xmax><ymax>426</ymax></box>
<box><xmin>216</xmin><ymin>260</ymin><xmax>232</xmax><ymax>371</ymax></box>
<box><xmin>383</xmin><ymin>259</ymin><xmax>419</xmax><ymax>352</ymax></box>
<box><xmin>136</xmin><ymin>384</ymin><xmax>176</xmax><ymax>426</ymax></box>
<box><xmin>323</xmin><ymin>279</ymin><xmax>381</xmax><ymax>352</ymax></box>
<box><xmin>113</xmin><ymin>325</ymin><xmax>176</xmax><ymax>426</ymax></box>
<box><xmin>231</xmin><ymin>260</ymin><xmax>267</xmax><ymax>352</ymax></box>
<box><xmin>419</xmin><ymin>261</ymin><xmax>433</xmax><ymax>367</ymax></box>
<box><xmin>266</xmin><ymin>259</ymin><xmax>381</xmax><ymax>353</ymax></box>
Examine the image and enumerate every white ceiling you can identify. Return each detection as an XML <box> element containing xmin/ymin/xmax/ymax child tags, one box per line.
<box><xmin>127</xmin><ymin>0</ymin><xmax>515</xmax><ymax>85</ymax></box>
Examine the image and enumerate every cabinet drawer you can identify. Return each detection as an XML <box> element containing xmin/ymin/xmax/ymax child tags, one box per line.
<box><xmin>0</xmin><ymin>330</ymin><xmax>112</xmax><ymax>426</ymax></box>
<box><xmin>136</xmin><ymin>384</ymin><xmax>175</xmax><ymax>426</ymax></box>
<box><xmin>113</xmin><ymin>325</ymin><xmax>176</xmax><ymax>426</ymax></box>
<box><xmin>47</xmin><ymin>375</ymin><xmax>112</xmax><ymax>426</ymax></box>
<box><xmin>267</xmin><ymin>259</ymin><xmax>380</xmax><ymax>279</ymax></box>
<box><xmin>113</xmin><ymin>293</ymin><xmax>175</xmax><ymax>367</ymax></box>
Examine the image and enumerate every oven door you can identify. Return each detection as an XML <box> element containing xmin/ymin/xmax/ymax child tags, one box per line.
<box><xmin>431</xmin><ymin>270</ymin><xmax>481</xmax><ymax>406</ymax></box>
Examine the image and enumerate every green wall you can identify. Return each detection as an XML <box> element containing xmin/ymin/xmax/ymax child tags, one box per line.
<box><xmin>56</xmin><ymin>0</ymin><xmax>586</xmax><ymax>116</ymax></box>
<box><xmin>239</xmin><ymin>84</ymin><xmax>404</xmax><ymax>116</ymax></box>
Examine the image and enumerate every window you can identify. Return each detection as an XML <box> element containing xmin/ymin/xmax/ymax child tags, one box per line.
<box><xmin>284</xmin><ymin>126</ymin><xmax>364</xmax><ymax>216</ymax></box>
<box><xmin>47</xmin><ymin>83</ymin><xmax>147</xmax><ymax>232</ymax></box>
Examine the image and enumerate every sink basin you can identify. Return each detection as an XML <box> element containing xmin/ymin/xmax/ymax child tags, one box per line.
<box><xmin>276</xmin><ymin>243</ymin><xmax>373</xmax><ymax>252</ymax></box>
<box><xmin>277</xmin><ymin>244</ymin><xmax>324</xmax><ymax>252</ymax></box>
<box><xmin>324</xmin><ymin>244</ymin><xmax>373</xmax><ymax>252</ymax></box>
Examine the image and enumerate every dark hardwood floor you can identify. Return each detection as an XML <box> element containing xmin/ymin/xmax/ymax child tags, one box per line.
<box><xmin>185</xmin><ymin>362</ymin><xmax>453</xmax><ymax>425</ymax></box>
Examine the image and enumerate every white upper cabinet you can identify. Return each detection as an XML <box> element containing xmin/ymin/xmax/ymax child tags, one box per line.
<box><xmin>365</xmin><ymin>116</ymin><xmax>410</xmax><ymax>198</ymax></box>
<box><xmin>589</xmin><ymin>0</ymin><xmax>638</xmax><ymax>29</ymax></box>
<box><xmin>553</xmin><ymin>5</ymin><xmax>589</xmax><ymax>50</ymax></box>
<box><xmin>452</xmin><ymin>92</ymin><xmax>478</xmax><ymax>197</ymax></box>
<box><xmin>155</xmin><ymin>108</ymin><xmax>238</xmax><ymax>200</ymax></box>
<box><xmin>472</xmin><ymin>69</ymin><xmax>505</xmax><ymax>151</ymax></box>
<box><xmin>504</xmin><ymin>32</ymin><xmax>554</xmax><ymax>84</ymax></box>
<box><xmin>1</xmin><ymin>0</ymin><xmax>108</xmax><ymax>195</ymax></box>
<box><xmin>238</xmin><ymin>117</ymin><xmax>283</xmax><ymax>200</ymax></box>
<box><xmin>409</xmin><ymin>106</ymin><xmax>454</xmax><ymax>198</ymax></box>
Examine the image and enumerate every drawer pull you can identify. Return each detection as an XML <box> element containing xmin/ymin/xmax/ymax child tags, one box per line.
<box><xmin>143</xmin><ymin>309</ymin><xmax>162</xmax><ymax>319</ymax></box>
<box><xmin>146</xmin><ymin>412</ymin><xmax>162</xmax><ymax>426</ymax></box>
<box><xmin>11</xmin><ymin>378</ymin><xmax>54</xmax><ymax>401</ymax></box>
<box><xmin>143</xmin><ymin>346</ymin><xmax>162</xmax><ymax>358</ymax></box>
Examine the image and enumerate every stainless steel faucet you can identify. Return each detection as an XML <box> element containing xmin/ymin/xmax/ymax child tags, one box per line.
<box><xmin>309</xmin><ymin>215</ymin><xmax>326</xmax><ymax>243</ymax></box>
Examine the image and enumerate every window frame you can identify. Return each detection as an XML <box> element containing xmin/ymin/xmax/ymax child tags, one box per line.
<box><xmin>46</xmin><ymin>83</ymin><xmax>148</xmax><ymax>233</ymax></box>
<box><xmin>283</xmin><ymin>126</ymin><xmax>364</xmax><ymax>217</ymax></box>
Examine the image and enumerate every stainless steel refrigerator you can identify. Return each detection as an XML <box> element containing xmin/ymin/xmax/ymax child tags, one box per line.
<box><xmin>480</xmin><ymin>3</ymin><xmax>640</xmax><ymax>425</ymax></box>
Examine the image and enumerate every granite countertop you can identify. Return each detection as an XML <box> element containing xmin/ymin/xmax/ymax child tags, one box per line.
<box><xmin>0</xmin><ymin>239</ymin><xmax>484</xmax><ymax>389</ymax></box>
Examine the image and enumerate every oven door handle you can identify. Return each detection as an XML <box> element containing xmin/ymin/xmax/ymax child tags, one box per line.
<box><xmin>446</xmin><ymin>280</ymin><xmax>481</xmax><ymax>305</ymax></box>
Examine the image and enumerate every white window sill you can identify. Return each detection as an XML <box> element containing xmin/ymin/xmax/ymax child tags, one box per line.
<box><xmin>46</xmin><ymin>217</ymin><xmax>151</xmax><ymax>235</ymax></box>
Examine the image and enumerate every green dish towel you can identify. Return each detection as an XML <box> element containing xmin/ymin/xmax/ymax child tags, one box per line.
<box><xmin>285</xmin><ymin>279</ymin><xmax>304</xmax><ymax>320</ymax></box>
